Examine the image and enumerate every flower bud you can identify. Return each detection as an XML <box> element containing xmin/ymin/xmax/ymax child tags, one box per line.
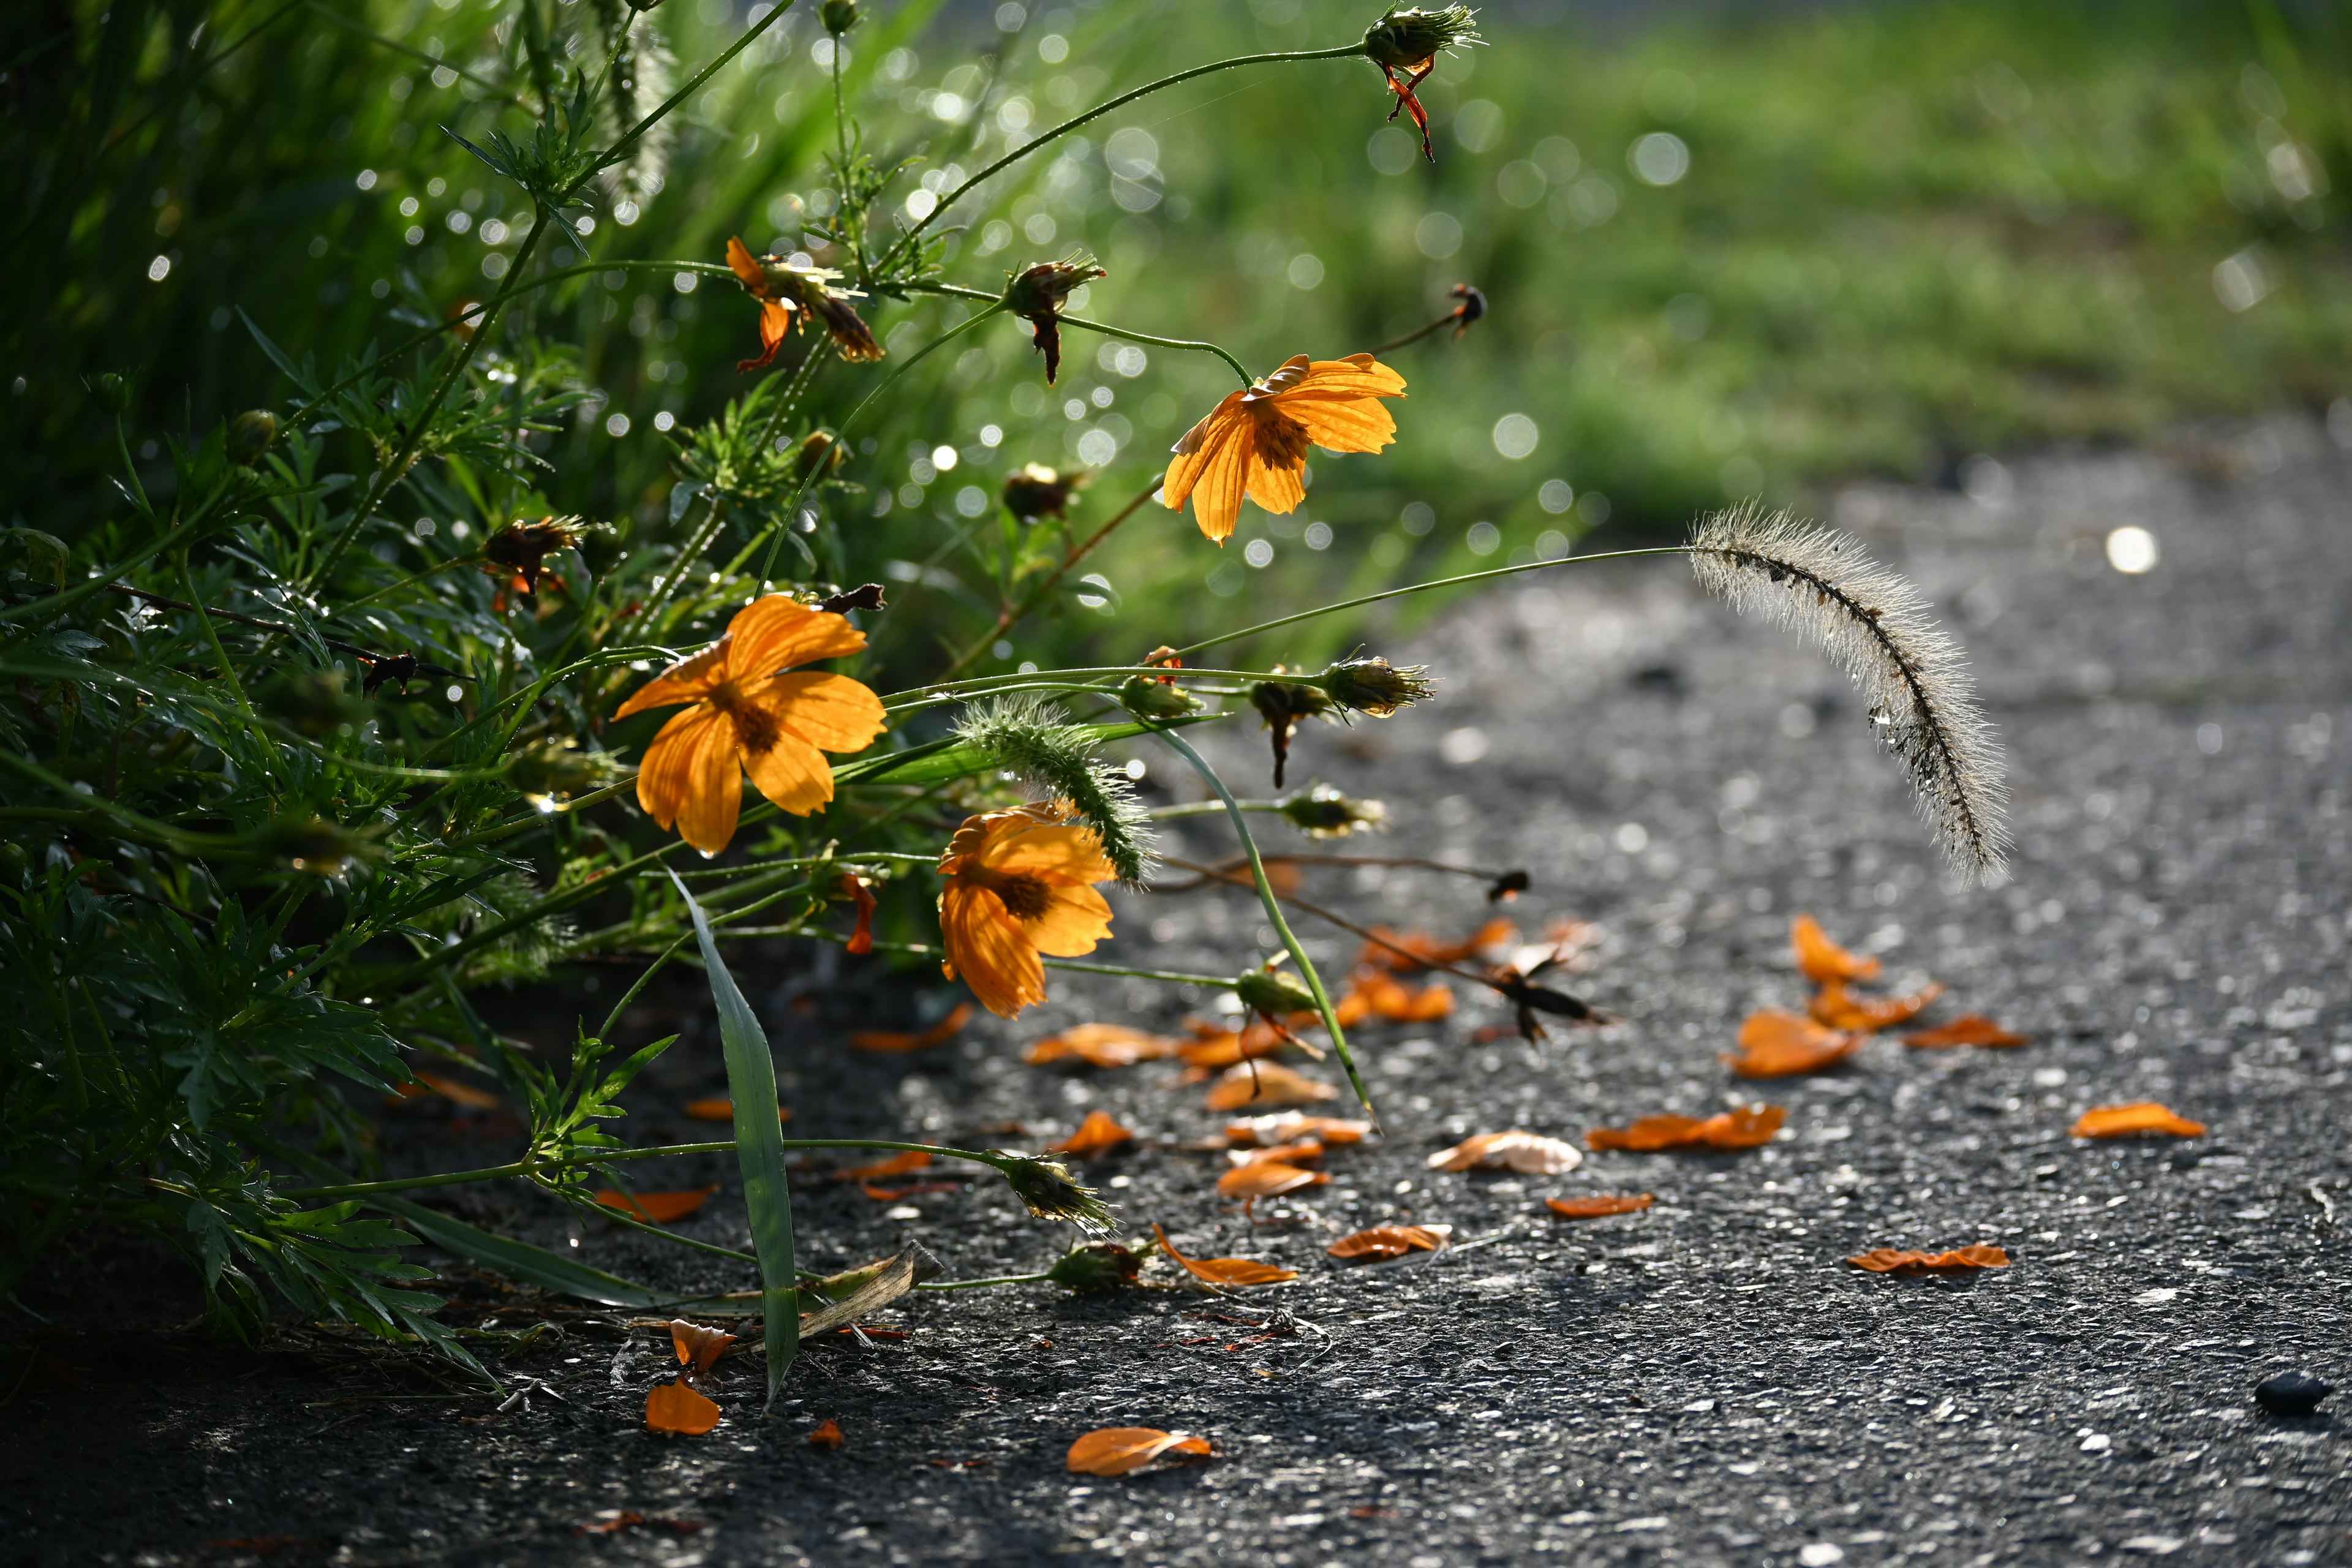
<box><xmin>796</xmin><ymin>429</ymin><xmax>842</xmax><ymax>480</ymax></box>
<box><xmin>1249</xmin><ymin>677</ymin><xmax>1331</xmax><ymax>730</ymax></box>
<box><xmin>482</xmin><ymin>517</ymin><xmax>584</xmax><ymax>595</ymax></box>
<box><xmin>1277</xmin><ymin>783</ymin><xmax>1389</xmax><ymax>839</ymax></box>
<box><xmin>1319</xmin><ymin>656</ymin><xmax>1436</xmax><ymax>717</ymax></box>
<box><xmin>1047</xmin><ymin>1240</ymin><xmax>1141</xmax><ymax>1294</ymax></box>
<box><xmin>1117</xmin><ymin>673</ymin><xmax>1200</xmax><ymax>721</ymax></box>
<box><xmin>507</xmin><ymin>739</ymin><xmax>606</xmax><ymax>801</ymax></box>
<box><xmin>227</xmin><ymin>410</ymin><xmax>279</xmax><ymax>466</ymax></box>
<box><xmin>1002</xmin><ymin>462</ymin><xmax>1085</xmax><ymax>523</ymax></box>
<box><xmin>1233</xmin><ymin>966</ymin><xmax>1317</xmax><ymax>1019</ymax></box>
<box><xmin>86</xmin><ymin>372</ymin><xmax>131</xmax><ymax>415</ymax></box>
<box><xmin>996</xmin><ymin>1153</ymin><xmax>1117</xmax><ymax>1234</ymax></box>
<box><xmin>820</xmin><ymin>0</ymin><xmax>861</xmax><ymax>34</ymax></box>
<box><xmin>1362</xmin><ymin>5</ymin><xmax>1482</xmax><ymax>71</ymax></box>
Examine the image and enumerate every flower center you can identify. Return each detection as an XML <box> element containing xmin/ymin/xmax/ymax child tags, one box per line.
<box><xmin>707</xmin><ymin>679</ymin><xmax>782</xmax><ymax>754</ymax></box>
<box><xmin>1251</xmin><ymin>405</ymin><xmax>1313</xmax><ymax>470</ymax></box>
<box><xmin>978</xmin><ymin>869</ymin><xmax>1054</xmax><ymax>920</ymax></box>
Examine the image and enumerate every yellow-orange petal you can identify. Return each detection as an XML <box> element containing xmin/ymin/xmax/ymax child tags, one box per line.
<box><xmin>1283</xmin><ymin>395</ymin><xmax>1398</xmax><ymax>455</ymax></box>
<box><xmin>728</xmin><ymin>596</ymin><xmax>866</xmax><ymax>680</ymax></box>
<box><xmin>725</xmin><ymin>236</ymin><xmax>767</xmax><ymax>292</ymax></box>
<box><xmin>616</xmin><ymin>643</ymin><xmax>731</xmax><ymax>720</ymax></box>
<box><xmin>741</xmin><ymin>722</ymin><xmax>836</xmax><ymax>818</ymax></box>
<box><xmin>1025</xmin><ymin>883</ymin><xmax>1114</xmax><ymax>958</ymax></box>
<box><xmin>643</xmin><ymin>706</ymin><xmax>744</xmax><ymax>855</ymax></box>
<box><xmin>984</xmin><ymin>818</ymin><xmax>1117</xmax><ymax>883</ymax></box>
<box><xmin>941</xmin><ymin>881</ymin><xmax>1045</xmax><ymax>1017</ymax></box>
<box><xmin>1243</xmin><ymin>448</ymin><xmax>1306</xmax><ymax>516</ymax></box>
<box><xmin>1283</xmin><ymin>354</ymin><xmax>1407</xmax><ymax>398</ymax></box>
<box><xmin>636</xmin><ymin>704</ymin><xmax>722</xmax><ymax>828</ymax></box>
<box><xmin>763</xmin><ymin>670</ymin><xmax>887</xmax><ymax>753</ymax></box>
<box><xmin>1164</xmin><ymin>407</ymin><xmax>1253</xmax><ymax>544</ymax></box>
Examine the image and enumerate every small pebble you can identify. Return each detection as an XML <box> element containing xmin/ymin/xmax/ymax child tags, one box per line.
<box><xmin>2253</xmin><ymin>1373</ymin><xmax>2332</xmax><ymax>1417</ymax></box>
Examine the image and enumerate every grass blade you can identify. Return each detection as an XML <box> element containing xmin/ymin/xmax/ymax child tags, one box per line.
<box><xmin>369</xmin><ymin>1193</ymin><xmax>677</xmax><ymax>1308</ymax></box>
<box><xmin>669</xmin><ymin>870</ymin><xmax>797</xmax><ymax>1405</ymax></box>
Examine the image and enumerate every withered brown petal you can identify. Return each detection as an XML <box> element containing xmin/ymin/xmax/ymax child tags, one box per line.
<box><xmin>1327</xmin><ymin>1224</ymin><xmax>1451</xmax><ymax>1261</ymax></box>
<box><xmin>1903</xmin><ymin>1014</ymin><xmax>2030</xmax><ymax>1049</ymax></box>
<box><xmin>1545</xmin><ymin>1193</ymin><xmax>1656</xmax><ymax>1219</ymax></box>
<box><xmin>1847</xmin><ymin>1245</ymin><xmax>2010</xmax><ymax>1275</ymax></box>
<box><xmin>1151</xmin><ymin>1221</ymin><xmax>1298</xmax><ymax>1286</ymax></box>
<box><xmin>645</xmin><ymin>1381</ymin><xmax>721</xmax><ymax>1435</ymax></box>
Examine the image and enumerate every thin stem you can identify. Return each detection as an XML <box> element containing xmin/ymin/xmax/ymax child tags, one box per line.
<box><xmin>1365</xmin><ymin>301</ymin><xmax>1472</xmax><ymax>356</ymax></box>
<box><xmin>1173</xmin><ymin>546</ymin><xmax>1694</xmax><ymax>659</ymax></box>
<box><xmin>594</xmin><ymin>0</ymin><xmax>798</xmax><ymax>186</ymax></box>
<box><xmin>916</xmin><ymin>1271</ymin><xmax>1054</xmax><ymax>1291</ymax></box>
<box><xmin>173</xmin><ymin>556</ymin><xmax>256</xmax><ymax>722</ymax></box>
<box><xmin>898</xmin><ymin>285</ymin><xmax>1252</xmax><ymax>384</ymax></box>
<box><xmin>1036</xmin><ymin>956</ymin><xmax>1234</xmax><ymax>987</ymax></box>
<box><xmin>281</xmin><ymin>1139</ymin><xmax>1016</xmax><ymax>1201</ymax></box>
<box><xmin>880</xmin><ymin>41</ymin><xmax>1365</xmax><ymax>272</ymax></box>
<box><xmin>1150</xmin><ymin>728</ymin><xmax>1373</xmax><ymax>1120</ymax></box>
<box><xmin>935</xmin><ymin>472</ymin><xmax>1165</xmax><ymax>681</ymax></box>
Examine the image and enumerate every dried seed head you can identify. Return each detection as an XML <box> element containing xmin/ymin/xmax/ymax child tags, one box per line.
<box><xmin>1046</xmin><ymin>1240</ymin><xmax>1142</xmax><ymax>1293</ymax></box>
<box><xmin>1319</xmin><ymin>655</ymin><xmax>1436</xmax><ymax>717</ymax></box>
<box><xmin>482</xmin><ymin>517</ymin><xmax>585</xmax><ymax>594</ymax></box>
<box><xmin>1362</xmin><ymin>5</ymin><xmax>1482</xmax><ymax>70</ymax></box>
<box><xmin>1117</xmin><ymin>673</ymin><xmax>1200</xmax><ymax>721</ymax></box>
<box><xmin>1689</xmin><ymin>503</ymin><xmax>2009</xmax><ymax>880</ymax></box>
<box><xmin>997</xmin><ymin>1154</ymin><xmax>1118</xmax><ymax>1234</ymax></box>
<box><xmin>1277</xmin><ymin>783</ymin><xmax>1389</xmax><ymax>839</ymax></box>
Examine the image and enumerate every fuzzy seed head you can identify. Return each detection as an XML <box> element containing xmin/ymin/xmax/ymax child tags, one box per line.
<box><xmin>952</xmin><ymin>696</ymin><xmax>1156</xmax><ymax>886</ymax></box>
<box><xmin>1320</xmin><ymin>656</ymin><xmax>1437</xmax><ymax>717</ymax></box>
<box><xmin>1689</xmin><ymin>503</ymin><xmax>2009</xmax><ymax>880</ymax></box>
<box><xmin>1363</xmin><ymin>6</ymin><xmax>1482</xmax><ymax>70</ymax></box>
<box><xmin>998</xmin><ymin>1154</ymin><xmax>1118</xmax><ymax>1234</ymax></box>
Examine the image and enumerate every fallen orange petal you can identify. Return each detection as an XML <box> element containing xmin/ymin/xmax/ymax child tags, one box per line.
<box><xmin>1066</xmin><ymin>1427</ymin><xmax>1213</xmax><ymax>1476</ymax></box>
<box><xmin>683</xmin><ymin>1098</ymin><xmax>790</xmax><ymax>1123</ymax></box>
<box><xmin>1725</xmin><ymin>1009</ymin><xmax>1865</xmax><ymax>1077</ymax></box>
<box><xmin>1050</xmin><ymin>1109</ymin><xmax>1137</xmax><ymax>1159</ymax></box>
<box><xmin>1224</xmin><ymin>1114</ymin><xmax>1371</xmax><ymax>1147</ymax></box>
<box><xmin>1177</xmin><ymin>1018</ymin><xmax>1289</xmax><ymax>1068</ymax></box>
<box><xmin>2071</xmin><ymin>1102</ymin><xmax>2206</xmax><ymax>1139</ymax></box>
<box><xmin>596</xmin><ymin>1186</ymin><xmax>717</xmax><ymax>1223</ymax></box>
<box><xmin>850</xmin><ymin>1001</ymin><xmax>975</xmax><ymax>1053</ymax></box>
<box><xmin>809</xmin><ymin>1419</ymin><xmax>844</xmax><ymax>1448</ymax></box>
<box><xmin>668</xmin><ymin>1319</ymin><xmax>736</xmax><ymax>1376</ymax></box>
<box><xmin>1357</xmin><ymin>917</ymin><xmax>1517</xmax><ymax>973</ymax></box>
<box><xmin>1327</xmin><ymin>1224</ymin><xmax>1451</xmax><ymax>1261</ymax></box>
<box><xmin>1427</xmin><ymin>1130</ymin><xmax>1583</xmax><ymax>1174</ymax></box>
<box><xmin>1026</xmin><ymin>1023</ymin><xmax>1185</xmax><ymax>1068</ymax></box>
<box><xmin>646</xmin><ymin>1380</ymin><xmax>721</xmax><ymax>1434</ymax></box>
<box><xmin>1847</xmin><ymin>1245</ymin><xmax>2011</xmax><ymax>1275</ymax></box>
<box><xmin>1214</xmin><ymin>1161</ymin><xmax>1329</xmax><ymax>1200</ymax></box>
<box><xmin>1204</xmin><ymin>1060</ymin><xmax>1335</xmax><ymax>1111</ymax></box>
<box><xmin>1588</xmin><ymin>1105</ymin><xmax>1785</xmax><ymax>1152</ymax></box>
<box><xmin>1792</xmin><ymin>914</ymin><xmax>1880</xmax><ymax>984</ymax></box>
<box><xmin>1809</xmin><ymin>979</ymin><xmax>1946</xmax><ymax>1032</ymax></box>
<box><xmin>1903</xmin><ymin>1014</ymin><xmax>2030</xmax><ymax>1049</ymax></box>
<box><xmin>1545</xmin><ymin>1193</ymin><xmax>1655</xmax><ymax>1219</ymax></box>
<box><xmin>1152</xmin><ymin>1221</ymin><xmax>1298</xmax><ymax>1286</ymax></box>
<box><xmin>835</xmin><ymin>1150</ymin><xmax>932</xmax><ymax>1182</ymax></box>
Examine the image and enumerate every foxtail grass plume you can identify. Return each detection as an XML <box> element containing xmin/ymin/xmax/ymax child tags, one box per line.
<box><xmin>1689</xmin><ymin>505</ymin><xmax>2008</xmax><ymax>880</ymax></box>
<box><xmin>951</xmin><ymin>696</ymin><xmax>1155</xmax><ymax>884</ymax></box>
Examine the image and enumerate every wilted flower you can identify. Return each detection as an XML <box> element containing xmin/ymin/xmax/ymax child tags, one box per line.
<box><xmin>1361</xmin><ymin>7</ymin><xmax>1481</xmax><ymax>164</ymax></box>
<box><xmin>481</xmin><ymin>516</ymin><xmax>583</xmax><ymax>596</ymax></box>
<box><xmin>1249</xmin><ymin>671</ymin><xmax>1334</xmax><ymax>789</ymax></box>
<box><xmin>1489</xmin><ymin>958</ymin><xmax>1599</xmax><ymax>1044</ymax></box>
<box><xmin>1486</xmin><ymin>868</ymin><xmax>1530</xmax><ymax>903</ymax></box>
<box><xmin>937</xmin><ymin>802</ymin><xmax>1117</xmax><ymax>1017</ymax></box>
<box><xmin>258</xmin><ymin>668</ymin><xmax>368</xmax><ymax>738</ymax></box>
<box><xmin>227</xmin><ymin>410</ymin><xmax>279</xmax><ymax>466</ymax></box>
<box><xmin>815</xmin><ymin>581</ymin><xmax>886</xmax><ymax>614</ymax></box>
<box><xmin>1117</xmin><ymin>673</ymin><xmax>1200</xmax><ymax>720</ymax></box>
<box><xmin>1003</xmin><ymin>256</ymin><xmax>1106</xmax><ymax>385</ymax></box>
<box><xmin>1047</xmin><ymin>1240</ymin><xmax>1142</xmax><ymax>1293</ymax></box>
<box><xmin>997</xmin><ymin>1153</ymin><xmax>1118</xmax><ymax>1234</ymax></box>
<box><xmin>1446</xmin><ymin>282</ymin><xmax>1488</xmax><ymax>339</ymax></box>
<box><xmin>1003</xmin><ymin>462</ymin><xmax>1087</xmax><ymax>524</ymax></box>
<box><xmin>1163</xmin><ymin>355</ymin><xmax>1407</xmax><ymax>543</ymax></box>
<box><xmin>834</xmin><ymin>872</ymin><xmax>876</xmax><ymax>954</ymax></box>
<box><xmin>725</xmin><ymin>236</ymin><xmax>884</xmax><ymax>369</ymax></box>
<box><xmin>1320</xmin><ymin>655</ymin><xmax>1436</xmax><ymax>717</ymax></box>
<box><xmin>614</xmin><ymin>596</ymin><xmax>888</xmax><ymax>854</ymax></box>
<box><xmin>1277</xmin><ymin>783</ymin><xmax>1389</xmax><ymax>839</ymax></box>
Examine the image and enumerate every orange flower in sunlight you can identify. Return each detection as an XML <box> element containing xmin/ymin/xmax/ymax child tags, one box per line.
<box><xmin>1163</xmin><ymin>355</ymin><xmax>1406</xmax><ymax>543</ymax></box>
<box><xmin>937</xmin><ymin>804</ymin><xmax>1117</xmax><ymax>1017</ymax></box>
<box><xmin>616</xmin><ymin>597</ymin><xmax>886</xmax><ymax>854</ymax></box>
<box><xmin>725</xmin><ymin>236</ymin><xmax>883</xmax><ymax>370</ymax></box>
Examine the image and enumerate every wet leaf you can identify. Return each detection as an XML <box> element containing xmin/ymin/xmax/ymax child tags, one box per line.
<box><xmin>2071</xmin><ymin>1102</ymin><xmax>2206</xmax><ymax>1139</ymax></box>
<box><xmin>595</xmin><ymin>1185</ymin><xmax>717</xmax><ymax>1223</ymax></box>
<box><xmin>808</xmin><ymin>1419</ymin><xmax>844</xmax><ymax>1448</ymax></box>
<box><xmin>1903</xmin><ymin>1014</ymin><xmax>2030</xmax><ymax>1049</ymax></box>
<box><xmin>1427</xmin><ymin>1129</ymin><xmax>1585</xmax><ymax>1174</ymax></box>
<box><xmin>1724</xmin><ymin>1011</ymin><xmax>1864</xmax><ymax>1077</ymax></box>
<box><xmin>1359</xmin><ymin>917</ymin><xmax>1518</xmax><ymax>973</ymax></box>
<box><xmin>1792</xmin><ymin>914</ymin><xmax>1880</xmax><ymax>984</ymax></box>
<box><xmin>1204</xmin><ymin>1061</ymin><xmax>1335</xmax><ymax>1111</ymax></box>
<box><xmin>645</xmin><ymin>1380</ymin><xmax>721</xmax><ymax>1435</ymax></box>
<box><xmin>684</xmin><ymin>1098</ymin><xmax>791</xmax><ymax>1122</ymax></box>
<box><xmin>1847</xmin><ymin>1245</ymin><xmax>2010</xmax><ymax>1275</ymax></box>
<box><xmin>1808</xmin><ymin>979</ymin><xmax>1945</xmax><ymax>1032</ymax></box>
<box><xmin>1224</xmin><ymin>1114</ymin><xmax>1371</xmax><ymax>1147</ymax></box>
<box><xmin>1027</xmin><ymin>1023</ymin><xmax>1185</xmax><ymax>1068</ymax></box>
<box><xmin>1152</xmin><ymin>1222</ymin><xmax>1298</xmax><ymax>1286</ymax></box>
<box><xmin>850</xmin><ymin>1001</ymin><xmax>974</xmax><ymax>1053</ymax></box>
<box><xmin>1587</xmin><ymin>1104</ymin><xmax>1786</xmax><ymax>1152</ymax></box>
<box><xmin>1066</xmin><ymin>1426</ymin><xmax>1214</xmax><ymax>1476</ymax></box>
<box><xmin>1327</xmin><ymin>1224</ymin><xmax>1451</xmax><ymax>1261</ymax></box>
<box><xmin>835</xmin><ymin>1150</ymin><xmax>933</xmax><ymax>1182</ymax></box>
<box><xmin>1215</xmin><ymin>1160</ymin><xmax>1329</xmax><ymax>1201</ymax></box>
<box><xmin>668</xmin><ymin>1319</ymin><xmax>736</xmax><ymax>1376</ymax></box>
<box><xmin>1051</xmin><ymin>1110</ymin><xmax>1137</xmax><ymax>1159</ymax></box>
<box><xmin>1545</xmin><ymin>1193</ymin><xmax>1655</xmax><ymax>1219</ymax></box>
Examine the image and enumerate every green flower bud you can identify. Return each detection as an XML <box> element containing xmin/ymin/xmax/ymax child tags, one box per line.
<box><xmin>1117</xmin><ymin>674</ymin><xmax>1200</xmax><ymax>721</ymax></box>
<box><xmin>1362</xmin><ymin>6</ymin><xmax>1482</xmax><ymax>71</ymax></box>
<box><xmin>1233</xmin><ymin>966</ymin><xmax>1317</xmax><ymax>1019</ymax></box>
<box><xmin>227</xmin><ymin>410</ymin><xmax>279</xmax><ymax>466</ymax></box>
<box><xmin>1046</xmin><ymin>1240</ymin><xmax>1141</xmax><ymax>1294</ymax></box>
<box><xmin>1277</xmin><ymin>783</ymin><xmax>1389</xmax><ymax>839</ymax></box>
<box><xmin>1319</xmin><ymin>655</ymin><xmax>1437</xmax><ymax>717</ymax></box>
<box><xmin>820</xmin><ymin>0</ymin><xmax>861</xmax><ymax>36</ymax></box>
<box><xmin>87</xmin><ymin>372</ymin><xmax>131</xmax><ymax>415</ymax></box>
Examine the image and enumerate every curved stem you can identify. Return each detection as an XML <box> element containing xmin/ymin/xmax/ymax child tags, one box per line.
<box><xmin>880</xmin><ymin>41</ymin><xmax>1365</xmax><ymax>273</ymax></box>
<box><xmin>1061</xmin><ymin>315</ymin><xmax>1251</xmax><ymax>386</ymax></box>
<box><xmin>1173</xmin><ymin>545</ymin><xmax>1694</xmax><ymax>659</ymax></box>
<box><xmin>917</xmin><ymin>1271</ymin><xmax>1054</xmax><ymax>1291</ymax></box>
<box><xmin>1365</xmin><ymin>303</ymin><xmax>1472</xmax><ymax>357</ymax></box>
<box><xmin>1150</xmin><ymin>727</ymin><xmax>1373</xmax><ymax>1121</ymax></box>
<box><xmin>281</xmin><ymin>1139</ymin><xmax>1020</xmax><ymax>1201</ymax></box>
<box><xmin>933</xmin><ymin>470</ymin><xmax>1166</xmax><ymax>680</ymax></box>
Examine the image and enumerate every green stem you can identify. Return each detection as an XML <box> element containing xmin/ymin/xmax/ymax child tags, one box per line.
<box><xmin>899</xmin><ymin>284</ymin><xmax>1251</xmax><ymax>384</ymax></box>
<box><xmin>1172</xmin><ymin>545</ymin><xmax>1694</xmax><ymax>658</ymax></box>
<box><xmin>935</xmin><ymin>472</ymin><xmax>1164</xmax><ymax>681</ymax></box>
<box><xmin>173</xmin><ymin>554</ymin><xmax>256</xmax><ymax>722</ymax></box>
<box><xmin>916</xmin><ymin>1271</ymin><xmax>1054</xmax><ymax>1291</ymax></box>
<box><xmin>1152</xmin><ymin>727</ymin><xmax>1373</xmax><ymax>1120</ymax></box>
<box><xmin>1036</xmin><ymin>956</ymin><xmax>1234</xmax><ymax>987</ymax></box>
<box><xmin>281</xmin><ymin>1139</ymin><xmax>1016</xmax><ymax>1201</ymax></box>
<box><xmin>594</xmin><ymin>0</ymin><xmax>799</xmax><ymax>186</ymax></box>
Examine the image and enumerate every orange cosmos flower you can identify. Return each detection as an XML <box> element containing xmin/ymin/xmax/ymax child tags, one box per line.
<box><xmin>725</xmin><ymin>236</ymin><xmax>884</xmax><ymax>371</ymax></box>
<box><xmin>937</xmin><ymin>803</ymin><xmax>1116</xmax><ymax>1017</ymax></box>
<box><xmin>1162</xmin><ymin>355</ymin><xmax>1406</xmax><ymax>543</ymax></box>
<box><xmin>616</xmin><ymin>596</ymin><xmax>886</xmax><ymax>854</ymax></box>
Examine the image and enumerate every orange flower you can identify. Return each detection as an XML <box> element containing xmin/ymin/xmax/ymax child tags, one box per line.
<box><xmin>1163</xmin><ymin>355</ymin><xmax>1406</xmax><ymax>543</ymax></box>
<box><xmin>725</xmin><ymin>236</ymin><xmax>884</xmax><ymax>370</ymax></box>
<box><xmin>937</xmin><ymin>804</ymin><xmax>1117</xmax><ymax>1017</ymax></box>
<box><xmin>616</xmin><ymin>596</ymin><xmax>886</xmax><ymax>854</ymax></box>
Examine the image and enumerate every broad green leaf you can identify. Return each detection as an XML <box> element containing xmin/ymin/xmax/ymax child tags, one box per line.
<box><xmin>670</xmin><ymin>870</ymin><xmax>797</xmax><ymax>1404</ymax></box>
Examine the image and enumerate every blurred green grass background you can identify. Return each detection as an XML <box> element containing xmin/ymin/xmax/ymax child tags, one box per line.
<box><xmin>9</xmin><ymin>0</ymin><xmax>2348</xmax><ymax>668</ymax></box>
